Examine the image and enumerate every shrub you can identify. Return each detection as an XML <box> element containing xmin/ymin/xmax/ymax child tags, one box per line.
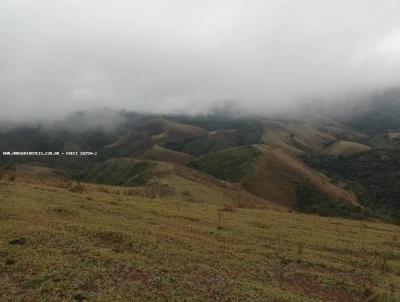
<box><xmin>145</xmin><ymin>177</ymin><xmax>175</xmax><ymax>199</ymax></box>
<box><xmin>69</xmin><ymin>183</ymin><xmax>85</xmax><ymax>193</ymax></box>
<box><xmin>220</xmin><ymin>204</ymin><xmax>236</xmax><ymax>212</ymax></box>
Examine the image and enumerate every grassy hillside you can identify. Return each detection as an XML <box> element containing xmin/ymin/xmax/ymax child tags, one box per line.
<box><xmin>78</xmin><ymin>159</ymin><xmax>158</xmax><ymax>186</ymax></box>
<box><xmin>139</xmin><ymin>146</ymin><xmax>193</xmax><ymax>165</ymax></box>
<box><xmin>167</xmin><ymin>123</ymin><xmax>263</xmax><ymax>156</ymax></box>
<box><xmin>261</xmin><ymin>120</ymin><xmax>337</xmax><ymax>155</ymax></box>
<box><xmin>189</xmin><ymin>145</ymin><xmax>358</xmax><ymax>211</ymax></box>
<box><xmin>69</xmin><ymin>159</ymin><xmax>273</xmax><ymax>209</ymax></box>
<box><xmin>145</xmin><ymin>118</ymin><xmax>206</xmax><ymax>146</ymax></box>
<box><xmin>260</xmin><ymin>118</ymin><xmax>369</xmax><ymax>157</ymax></box>
<box><xmin>0</xmin><ymin>180</ymin><xmax>399</xmax><ymax>301</ymax></box>
<box><xmin>190</xmin><ymin>146</ymin><xmax>260</xmax><ymax>182</ymax></box>
<box><xmin>322</xmin><ymin>141</ymin><xmax>371</xmax><ymax>156</ymax></box>
<box><xmin>242</xmin><ymin>146</ymin><xmax>358</xmax><ymax>208</ymax></box>
<box><xmin>168</xmin><ymin>115</ymin><xmax>249</xmax><ymax>131</ymax></box>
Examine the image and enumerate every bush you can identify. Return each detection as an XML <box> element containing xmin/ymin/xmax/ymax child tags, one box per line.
<box><xmin>220</xmin><ymin>204</ymin><xmax>236</xmax><ymax>212</ymax></box>
<box><xmin>69</xmin><ymin>183</ymin><xmax>85</xmax><ymax>193</ymax></box>
<box><xmin>145</xmin><ymin>177</ymin><xmax>175</xmax><ymax>199</ymax></box>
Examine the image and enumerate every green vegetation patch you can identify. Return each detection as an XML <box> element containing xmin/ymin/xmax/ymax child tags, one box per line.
<box><xmin>190</xmin><ymin>146</ymin><xmax>259</xmax><ymax>182</ymax></box>
<box><xmin>79</xmin><ymin>159</ymin><xmax>156</xmax><ymax>186</ymax></box>
<box><xmin>302</xmin><ymin>150</ymin><xmax>400</xmax><ymax>223</ymax></box>
<box><xmin>167</xmin><ymin>122</ymin><xmax>263</xmax><ymax>156</ymax></box>
<box><xmin>296</xmin><ymin>183</ymin><xmax>367</xmax><ymax>219</ymax></box>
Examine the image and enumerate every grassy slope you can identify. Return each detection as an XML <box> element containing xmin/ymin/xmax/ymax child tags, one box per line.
<box><xmin>243</xmin><ymin>146</ymin><xmax>358</xmax><ymax>207</ymax></box>
<box><xmin>388</xmin><ymin>133</ymin><xmax>400</xmax><ymax>140</ymax></box>
<box><xmin>79</xmin><ymin>159</ymin><xmax>158</xmax><ymax>186</ymax></box>
<box><xmin>260</xmin><ymin>121</ymin><xmax>337</xmax><ymax>156</ymax></box>
<box><xmin>166</xmin><ymin>122</ymin><xmax>263</xmax><ymax>157</ymax></box>
<box><xmin>322</xmin><ymin>141</ymin><xmax>371</xmax><ymax>156</ymax></box>
<box><xmin>139</xmin><ymin>146</ymin><xmax>194</xmax><ymax>165</ymax></box>
<box><xmin>260</xmin><ymin>119</ymin><xmax>367</xmax><ymax>157</ymax></box>
<box><xmin>1</xmin><ymin>180</ymin><xmax>399</xmax><ymax>301</ymax></box>
<box><xmin>161</xmin><ymin>165</ymin><xmax>280</xmax><ymax>210</ymax></box>
<box><xmin>190</xmin><ymin>145</ymin><xmax>358</xmax><ymax>208</ymax></box>
<box><xmin>146</xmin><ymin>118</ymin><xmax>207</xmax><ymax>146</ymax></box>
<box><xmin>190</xmin><ymin>146</ymin><xmax>259</xmax><ymax>182</ymax></box>
<box><xmin>63</xmin><ymin>158</ymin><xmax>277</xmax><ymax>210</ymax></box>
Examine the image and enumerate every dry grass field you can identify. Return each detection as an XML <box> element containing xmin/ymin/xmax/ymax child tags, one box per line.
<box><xmin>1</xmin><ymin>177</ymin><xmax>399</xmax><ymax>301</ymax></box>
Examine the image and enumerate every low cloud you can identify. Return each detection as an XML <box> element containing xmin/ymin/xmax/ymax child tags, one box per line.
<box><xmin>1</xmin><ymin>0</ymin><xmax>400</xmax><ymax>119</ymax></box>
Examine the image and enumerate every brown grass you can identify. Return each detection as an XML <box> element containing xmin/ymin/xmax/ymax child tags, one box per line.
<box><xmin>243</xmin><ymin>146</ymin><xmax>358</xmax><ymax>207</ymax></box>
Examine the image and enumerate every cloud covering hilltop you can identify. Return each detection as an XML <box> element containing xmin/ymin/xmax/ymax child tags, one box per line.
<box><xmin>1</xmin><ymin>0</ymin><xmax>400</xmax><ymax>119</ymax></box>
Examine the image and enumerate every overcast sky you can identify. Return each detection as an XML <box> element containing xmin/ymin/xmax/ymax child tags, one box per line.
<box><xmin>1</xmin><ymin>0</ymin><xmax>400</xmax><ymax>119</ymax></box>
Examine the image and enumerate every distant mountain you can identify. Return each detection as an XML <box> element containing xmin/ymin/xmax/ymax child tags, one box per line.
<box><xmin>3</xmin><ymin>95</ymin><xmax>400</xmax><ymax>222</ymax></box>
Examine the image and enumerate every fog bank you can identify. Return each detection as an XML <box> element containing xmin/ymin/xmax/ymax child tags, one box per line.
<box><xmin>1</xmin><ymin>1</ymin><xmax>400</xmax><ymax>119</ymax></box>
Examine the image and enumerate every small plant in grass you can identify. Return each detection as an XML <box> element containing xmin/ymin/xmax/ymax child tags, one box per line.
<box><xmin>182</xmin><ymin>190</ymin><xmax>191</xmax><ymax>196</ymax></box>
<box><xmin>389</xmin><ymin>284</ymin><xmax>396</xmax><ymax>296</ymax></box>
<box><xmin>123</xmin><ymin>188</ymin><xmax>140</xmax><ymax>196</ymax></box>
<box><xmin>391</xmin><ymin>235</ymin><xmax>398</xmax><ymax>247</ymax></box>
<box><xmin>96</xmin><ymin>186</ymin><xmax>110</xmax><ymax>193</ymax></box>
<box><xmin>69</xmin><ymin>182</ymin><xmax>85</xmax><ymax>193</ymax></box>
<box><xmin>297</xmin><ymin>241</ymin><xmax>304</xmax><ymax>257</ymax></box>
<box><xmin>145</xmin><ymin>177</ymin><xmax>176</xmax><ymax>199</ymax></box>
<box><xmin>220</xmin><ymin>204</ymin><xmax>236</xmax><ymax>213</ymax></box>
<box><xmin>380</xmin><ymin>253</ymin><xmax>388</xmax><ymax>274</ymax></box>
<box><xmin>217</xmin><ymin>209</ymin><xmax>224</xmax><ymax>230</ymax></box>
<box><xmin>236</xmin><ymin>200</ymin><xmax>248</xmax><ymax>208</ymax></box>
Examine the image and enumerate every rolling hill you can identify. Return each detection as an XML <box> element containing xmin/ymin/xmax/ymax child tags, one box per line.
<box><xmin>75</xmin><ymin>158</ymin><xmax>277</xmax><ymax>209</ymax></box>
<box><xmin>244</xmin><ymin>146</ymin><xmax>358</xmax><ymax>207</ymax></box>
<box><xmin>1</xmin><ymin>104</ymin><xmax>400</xmax><ymax>222</ymax></box>
<box><xmin>322</xmin><ymin>140</ymin><xmax>371</xmax><ymax>156</ymax></box>
<box><xmin>190</xmin><ymin>145</ymin><xmax>358</xmax><ymax>208</ymax></box>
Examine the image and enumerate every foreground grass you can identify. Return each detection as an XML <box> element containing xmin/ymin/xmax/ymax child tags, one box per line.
<box><xmin>0</xmin><ymin>181</ymin><xmax>399</xmax><ymax>301</ymax></box>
